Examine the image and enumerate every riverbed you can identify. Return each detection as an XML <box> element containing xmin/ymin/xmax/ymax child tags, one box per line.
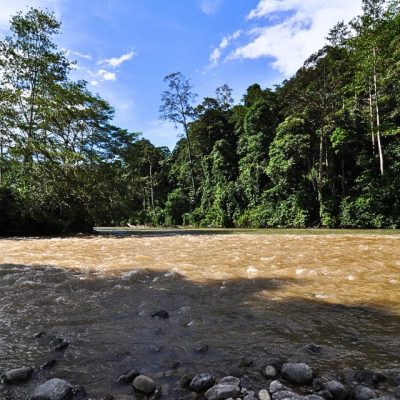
<box><xmin>0</xmin><ymin>231</ymin><xmax>399</xmax><ymax>398</ymax></box>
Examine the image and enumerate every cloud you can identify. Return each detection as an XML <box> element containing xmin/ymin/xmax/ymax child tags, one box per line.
<box><xmin>0</xmin><ymin>0</ymin><xmax>61</xmax><ymax>29</ymax></box>
<box><xmin>100</xmin><ymin>51</ymin><xmax>136</xmax><ymax>68</ymax></box>
<box><xmin>209</xmin><ymin>29</ymin><xmax>242</xmax><ymax>67</ymax></box>
<box><xmin>96</xmin><ymin>69</ymin><xmax>117</xmax><ymax>81</ymax></box>
<box><xmin>225</xmin><ymin>0</ymin><xmax>362</xmax><ymax>77</ymax></box>
<box><xmin>199</xmin><ymin>0</ymin><xmax>223</xmax><ymax>15</ymax></box>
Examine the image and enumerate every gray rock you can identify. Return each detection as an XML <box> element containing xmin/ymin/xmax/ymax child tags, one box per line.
<box><xmin>31</xmin><ymin>378</ymin><xmax>73</xmax><ymax>400</ymax></box>
<box><xmin>180</xmin><ymin>374</ymin><xmax>194</xmax><ymax>389</ymax></box>
<box><xmin>317</xmin><ymin>390</ymin><xmax>334</xmax><ymax>400</ymax></box>
<box><xmin>263</xmin><ymin>366</ymin><xmax>278</xmax><ymax>379</ymax></box>
<box><xmin>133</xmin><ymin>375</ymin><xmax>156</xmax><ymax>394</ymax></box>
<box><xmin>40</xmin><ymin>360</ymin><xmax>57</xmax><ymax>370</ymax></box>
<box><xmin>205</xmin><ymin>384</ymin><xmax>241</xmax><ymax>400</ymax></box>
<box><xmin>270</xmin><ymin>381</ymin><xmax>285</xmax><ymax>394</ymax></box>
<box><xmin>4</xmin><ymin>366</ymin><xmax>33</xmax><ymax>383</ymax></box>
<box><xmin>281</xmin><ymin>363</ymin><xmax>314</xmax><ymax>385</ymax></box>
<box><xmin>376</xmin><ymin>397</ymin><xmax>396</xmax><ymax>400</ymax></box>
<box><xmin>272</xmin><ymin>390</ymin><xmax>302</xmax><ymax>400</ymax></box>
<box><xmin>354</xmin><ymin>385</ymin><xmax>377</xmax><ymax>400</ymax></box>
<box><xmin>305</xmin><ymin>396</ymin><xmax>325</xmax><ymax>400</ymax></box>
<box><xmin>324</xmin><ymin>380</ymin><xmax>348</xmax><ymax>400</ymax></box>
<box><xmin>152</xmin><ymin>310</ymin><xmax>169</xmax><ymax>319</ymax></box>
<box><xmin>259</xmin><ymin>389</ymin><xmax>272</xmax><ymax>400</ymax></box>
<box><xmin>219</xmin><ymin>376</ymin><xmax>241</xmax><ymax>387</ymax></box>
<box><xmin>72</xmin><ymin>385</ymin><xmax>88</xmax><ymax>400</ymax></box>
<box><xmin>395</xmin><ymin>386</ymin><xmax>400</xmax><ymax>399</ymax></box>
<box><xmin>189</xmin><ymin>373</ymin><xmax>215</xmax><ymax>392</ymax></box>
<box><xmin>117</xmin><ymin>369</ymin><xmax>140</xmax><ymax>383</ymax></box>
<box><xmin>244</xmin><ymin>396</ymin><xmax>258</xmax><ymax>400</ymax></box>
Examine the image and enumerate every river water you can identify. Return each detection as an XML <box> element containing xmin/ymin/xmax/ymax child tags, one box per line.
<box><xmin>0</xmin><ymin>231</ymin><xmax>399</xmax><ymax>399</ymax></box>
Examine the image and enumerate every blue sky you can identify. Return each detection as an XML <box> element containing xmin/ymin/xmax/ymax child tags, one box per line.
<box><xmin>0</xmin><ymin>0</ymin><xmax>362</xmax><ymax>149</ymax></box>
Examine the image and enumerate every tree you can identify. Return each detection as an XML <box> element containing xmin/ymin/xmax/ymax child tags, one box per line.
<box><xmin>160</xmin><ymin>72</ymin><xmax>197</xmax><ymax>197</ymax></box>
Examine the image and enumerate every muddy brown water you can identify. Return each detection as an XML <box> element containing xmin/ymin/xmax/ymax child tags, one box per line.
<box><xmin>0</xmin><ymin>231</ymin><xmax>400</xmax><ymax>399</ymax></box>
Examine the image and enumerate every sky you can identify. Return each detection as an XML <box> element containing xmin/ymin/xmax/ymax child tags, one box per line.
<box><xmin>0</xmin><ymin>0</ymin><xmax>363</xmax><ymax>149</ymax></box>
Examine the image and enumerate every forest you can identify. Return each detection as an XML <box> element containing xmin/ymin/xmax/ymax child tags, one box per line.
<box><xmin>0</xmin><ymin>0</ymin><xmax>399</xmax><ymax>234</ymax></box>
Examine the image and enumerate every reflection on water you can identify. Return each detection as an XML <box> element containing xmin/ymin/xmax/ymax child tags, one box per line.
<box><xmin>0</xmin><ymin>233</ymin><xmax>399</xmax><ymax>398</ymax></box>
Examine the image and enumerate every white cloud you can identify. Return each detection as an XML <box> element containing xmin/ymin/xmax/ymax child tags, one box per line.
<box><xmin>209</xmin><ymin>29</ymin><xmax>242</xmax><ymax>67</ymax></box>
<box><xmin>100</xmin><ymin>51</ymin><xmax>136</xmax><ymax>68</ymax></box>
<box><xmin>226</xmin><ymin>0</ymin><xmax>362</xmax><ymax>77</ymax></box>
<box><xmin>96</xmin><ymin>69</ymin><xmax>117</xmax><ymax>81</ymax></box>
<box><xmin>199</xmin><ymin>0</ymin><xmax>223</xmax><ymax>15</ymax></box>
<box><xmin>0</xmin><ymin>0</ymin><xmax>61</xmax><ymax>29</ymax></box>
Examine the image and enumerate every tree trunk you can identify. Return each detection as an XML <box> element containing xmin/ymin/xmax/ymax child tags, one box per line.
<box><xmin>369</xmin><ymin>80</ymin><xmax>376</xmax><ymax>153</ymax></box>
<box><xmin>373</xmin><ymin>47</ymin><xmax>384</xmax><ymax>176</ymax></box>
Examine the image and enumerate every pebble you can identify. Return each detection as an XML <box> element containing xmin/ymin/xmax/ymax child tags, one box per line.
<box><xmin>270</xmin><ymin>380</ymin><xmax>285</xmax><ymax>394</ymax></box>
<box><xmin>205</xmin><ymin>384</ymin><xmax>241</xmax><ymax>400</ymax></box>
<box><xmin>117</xmin><ymin>369</ymin><xmax>140</xmax><ymax>383</ymax></box>
<box><xmin>259</xmin><ymin>389</ymin><xmax>272</xmax><ymax>400</ymax></box>
<box><xmin>281</xmin><ymin>363</ymin><xmax>314</xmax><ymax>385</ymax></box>
<box><xmin>272</xmin><ymin>390</ymin><xmax>303</xmax><ymax>400</ymax></box>
<box><xmin>133</xmin><ymin>375</ymin><xmax>156</xmax><ymax>394</ymax></box>
<box><xmin>189</xmin><ymin>373</ymin><xmax>215</xmax><ymax>392</ymax></box>
<box><xmin>324</xmin><ymin>380</ymin><xmax>348</xmax><ymax>400</ymax></box>
<box><xmin>354</xmin><ymin>385</ymin><xmax>377</xmax><ymax>400</ymax></box>
<box><xmin>4</xmin><ymin>366</ymin><xmax>33</xmax><ymax>383</ymax></box>
<box><xmin>31</xmin><ymin>378</ymin><xmax>73</xmax><ymax>400</ymax></box>
<box><xmin>262</xmin><ymin>365</ymin><xmax>277</xmax><ymax>379</ymax></box>
<box><xmin>219</xmin><ymin>376</ymin><xmax>241</xmax><ymax>387</ymax></box>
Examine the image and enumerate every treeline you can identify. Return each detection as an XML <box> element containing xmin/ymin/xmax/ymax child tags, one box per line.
<box><xmin>0</xmin><ymin>1</ymin><xmax>399</xmax><ymax>234</ymax></box>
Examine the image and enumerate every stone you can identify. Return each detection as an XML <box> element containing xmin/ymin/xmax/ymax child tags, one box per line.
<box><xmin>117</xmin><ymin>369</ymin><xmax>140</xmax><ymax>383</ymax></box>
<box><xmin>376</xmin><ymin>397</ymin><xmax>396</xmax><ymax>400</ymax></box>
<box><xmin>272</xmin><ymin>390</ymin><xmax>302</xmax><ymax>400</ymax></box>
<box><xmin>133</xmin><ymin>375</ymin><xmax>156</xmax><ymax>395</ymax></box>
<box><xmin>270</xmin><ymin>380</ymin><xmax>285</xmax><ymax>394</ymax></box>
<box><xmin>318</xmin><ymin>390</ymin><xmax>334</xmax><ymax>400</ymax></box>
<box><xmin>355</xmin><ymin>371</ymin><xmax>385</xmax><ymax>386</ymax></box>
<box><xmin>205</xmin><ymin>384</ymin><xmax>241</xmax><ymax>400</ymax></box>
<box><xmin>180</xmin><ymin>374</ymin><xmax>194</xmax><ymax>389</ymax></box>
<box><xmin>72</xmin><ymin>385</ymin><xmax>88</xmax><ymax>400</ymax></box>
<box><xmin>324</xmin><ymin>380</ymin><xmax>348</xmax><ymax>400</ymax></box>
<box><xmin>99</xmin><ymin>396</ymin><xmax>114</xmax><ymax>400</ymax></box>
<box><xmin>306</xmin><ymin>344</ymin><xmax>322</xmax><ymax>354</ymax></box>
<box><xmin>259</xmin><ymin>389</ymin><xmax>272</xmax><ymax>400</ymax></box>
<box><xmin>31</xmin><ymin>378</ymin><xmax>73</xmax><ymax>400</ymax></box>
<box><xmin>281</xmin><ymin>363</ymin><xmax>314</xmax><ymax>385</ymax></box>
<box><xmin>189</xmin><ymin>373</ymin><xmax>215</xmax><ymax>392</ymax></box>
<box><xmin>4</xmin><ymin>366</ymin><xmax>33</xmax><ymax>383</ymax></box>
<box><xmin>219</xmin><ymin>376</ymin><xmax>241</xmax><ymax>387</ymax></box>
<box><xmin>151</xmin><ymin>310</ymin><xmax>169</xmax><ymax>319</ymax></box>
<box><xmin>34</xmin><ymin>332</ymin><xmax>46</xmax><ymax>338</ymax></box>
<box><xmin>395</xmin><ymin>386</ymin><xmax>400</xmax><ymax>399</ymax></box>
<box><xmin>305</xmin><ymin>396</ymin><xmax>325</xmax><ymax>400</ymax></box>
<box><xmin>354</xmin><ymin>385</ymin><xmax>377</xmax><ymax>400</ymax></box>
<box><xmin>262</xmin><ymin>366</ymin><xmax>277</xmax><ymax>379</ymax></box>
<box><xmin>41</xmin><ymin>360</ymin><xmax>58</xmax><ymax>370</ymax></box>
<box><xmin>244</xmin><ymin>396</ymin><xmax>258</xmax><ymax>400</ymax></box>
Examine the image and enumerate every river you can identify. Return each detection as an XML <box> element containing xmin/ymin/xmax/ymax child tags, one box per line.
<box><xmin>0</xmin><ymin>230</ymin><xmax>399</xmax><ymax>399</ymax></box>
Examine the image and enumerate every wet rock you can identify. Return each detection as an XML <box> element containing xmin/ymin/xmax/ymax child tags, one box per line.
<box><xmin>376</xmin><ymin>397</ymin><xmax>396</xmax><ymax>400</ymax></box>
<box><xmin>244</xmin><ymin>395</ymin><xmax>258</xmax><ymax>400</ymax></box>
<box><xmin>195</xmin><ymin>344</ymin><xmax>209</xmax><ymax>353</ymax></box>
<box><xmin>133</xmin><ymin>375</ymin><xmax>156</xmax><ymax>395</ymax></box>
<box><xmin>151</xmin><ymin>310</ymin><xmax>169</xmax><ymax>319</ymax></box>
<box><xmin>41</xmin><ymin>360</ymin><xmax>58</xmax><ymax>370</ymax></box>
<box><xmin>272</xmin><ymin>390</ymin><xmax>302</xmax><ymax>400</ymax></box>
<box><xmin>189</xmin><ymin>373</ymin><xmax>215</xmax><ymax>392</ymax></box>
<box><xmin>270</xmin><ymin>380</ymin><xmax>285</xmax><ymax>394</ymax></box>
<box><xmin>259</xmin><ymin>389</ymin><xmax>272</xmax><ymax>400</ymax></box>
<box><xmin>72</xmin><ymin>384</ymin><xmax>88</xmax><ymax>400</ymax></box>
<box><xmin>281</xmin><ymin>363</ymin><xmax>314</xmax><ymax>385</ymax></box>
<box><xmin>354</xmin><ymin>385</ymin><xmax>377</xmax><ymax>400</ymax></box>
<box><xmin>355</xmin><ymin>370</ymin><xmax>385</xmax><ymax>386</ymax></box>
<box><xmin>31</xmin><ymin>378</ymin><xmax>73</xmax><ymax>400</ymax></box>
<box><xmin>4</xmin><ymin>366</ymin><xmax>33</xmax><ymax>383</ymax></box>
<box><xmin>55</xmin><ymin>342</ymin><xmax>70</xmax><ymax>352</ymax></box>
<box><xmin>180</xmin><ymin>374</ymin><xmax>194</xmax><ymax>389</ymax></box>
<box><xmin>324</xmin><ymin>380</ymin><xmax>348</xmax><ymax>400</ymax></box>
<box><xmin>262</xmin><ymin>365</ymin><xmax>277</xmax><ymax>379</ymax></box>
<box><xmin>317</xmin><ymin>390</ymin><xmax>334</xmax><ymax>400</ymax></box>
<box><xmin>395</xmin><ymin>385</ymin><xmax>400</xmax><ymax>399</ymax></box>
<box><xmin>34</xmin><ymin>331</ymin><xmax>46</xmax><ymax>338</ymax></box>
<box><xmin>219</xmin><ymin>376</ymin><xmax>241</xmax><ymax>387</ymax></box>
<box><xmin>306</xmin><ymin>344</ymin><xmax>322</xmax><ymax>354</ymax></box>
<box><xmin>205</xmin><ymin>384</ymin><xmax>241</xmax><ymax>400</ymax></box>
<box><xmin>117</xmin><ymin>369</ymin><xmax>140</xmax><ymax>383</ymax></box>
<box><xmin>305</xmin><ymin>396</ymin><xmax>326</xmax><ymax>400</ymax></box>
<box><xmin>99</xmin><ymin>396</ymin><xmax>114</xmax><ymax>400</ymax></box>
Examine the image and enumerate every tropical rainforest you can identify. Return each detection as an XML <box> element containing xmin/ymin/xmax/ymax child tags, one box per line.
<box><xmin>0</xmin><ymin>0</ymin><xmax>399</xmax><ymax>234</ymax></box>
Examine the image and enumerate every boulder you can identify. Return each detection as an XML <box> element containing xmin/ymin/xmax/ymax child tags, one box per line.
<box><xmin>324</xmin><ymin>380</ymin><xmax>348</xmax><ymax>400</ymax></box>
<box><xmin>189</xmin><ymin>373</ymin><xmax>215</xmax><ymax>392</ymax></box>
<box><xmin>205</xmin><ymin>384</ymin><xmax>241</xmax><ymax>400</ymax></box>
<box><xmin>4</xmin><ymin>366</ymin><xmax>33</xmax><ymax>383</ymax></box>
<box><xmin>354</xmin><ymin>385</ymin><xmax>377</xmax><ymax>400</ymax></box>
<box><xmin>31</xmin><ymin>378</ymin><xmax>73</xmax><ymax>400</ymax></box>
<box><xmin>133</xmin><ymin>375</ymin><xmax>156</xmax><ymax>395</ymax></box>
<box><xmin>281</xmin><ymin>363</ymin><xmax>314</xmax><ymax>385</ymax></box>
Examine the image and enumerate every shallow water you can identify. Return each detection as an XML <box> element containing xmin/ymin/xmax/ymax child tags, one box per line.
<box><xmin>0</xmin><ymin>232</ymin><xmax>399</xmax><ymax>398</ymax></box>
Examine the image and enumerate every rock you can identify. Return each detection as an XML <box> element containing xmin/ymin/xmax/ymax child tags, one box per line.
<box><xmin>305</xmin><ymin>396</ymin><xmax>325</xmax><ymax>400</ymax></box>
<box><xmin>180</xmin><ymin>374</ymin><xmax>194</xmax><ymax>389</ymax></box>
<box><xmin>55</xmin><ymin>342</ymin><xmax>69</xmax><ymax>352</ymax></box>
<box><xmin>355</xmin><ymin>370</ymin><xmax>385</xmax><ymax>386</ymax></box>
<box><xmin>306</xmin><ymin>344</ymin><xmax>322</xmax><ymax>354</ymax></box>
<box><xmin>354</xmin><ymin>385</ymin><xmax>377</xmax><ymax>400</ymax></box>
<box><xmin>117</xmin><ymin>369</ymin><xmax>140</xmax><ymax>383</ymax></box>
<box><xmin>244</xmin><ymin>395</ymin><xmax>258</xmax><ymax>400</ymax></box>
<box><xmin>41</xmin><ymin>360</ymin><xmax>58</xmax><ymax>370</ymax></box>
<box><xmin>133</xmin><ymin>375</ymin><xmax>156</xmax><ymax>395</ymax></box>
<box><xmin>34</xmin><ymin>332</ymin><xmax>46</xmax><ymax>338</ymax></box>
<box><xmin>281</xmin><ymin>363</ymin><xmax>314</xmax><ymax>385</ymax></box>
<box><xmin>151</xmin><ymin>310</ymin><xmax>169</xmax><ymax>319</ymax></box>
<box><xmin>270</xmin><ymin>380</ymin><xmax>285</xmax><ymax>394</ymax></box>
<box><xmin>395</xmin><ymin>386</ymin><xmax>400</xmax><ymax>399</ymax></box>
<box><xmin>205</xmin><ymin>384</ymin><xmax>241</xmax><ymax>400</ymax></box>
<box><xmin>72</xmin><ymin>385</ymin><xmax>88</xmax><ymax>400</ymax></box>
<box><xmin>31</xmin><ymin>378</ymin><xmax>73</xmax><ymax>400</ymax></box>
<box><xmin>99</xmin><ymin>396</ymin><xmax>114</xmax><ymax>400</ymax></box>
<box><xmin>4</xmin><ymin>366</ymin><xmax>33</xmax><ymax>383</ymax></box>
<box><xmin>189</xmin><ymin>373</ymin><xmax>215</xmax><ymax>392</ymax></box>
<box><xmin>272</xmin><ymin>390</ymin><xmax>302</xmax><ymax>400</ymax></box>
<box><xmin>262</xmin><ymin>366</ymin><xmax>277</xmax><ymax>379</ymax></box>
<box><xmin>376</xmin><ymin>397</ymin><xmax>396</xmax><ymax>400</ymax></box>
<box><xmin>259</xmin><ymin>389</ymin><xmax>272</xmax><ymax>400</ymax></box>
<box><xmin>219</xmin><ymin>376</ymin><xmax>241</xmax><ymax>387</ymax></box>
<box><xmin>317</xmin><ymin>390</ymin><xmax>334</xmax><ymax>400</ymax></box>
<box><xmin>324</xmin><ymin>380</ymin><xmax>348</xmax><ymax>400</ymax></box>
